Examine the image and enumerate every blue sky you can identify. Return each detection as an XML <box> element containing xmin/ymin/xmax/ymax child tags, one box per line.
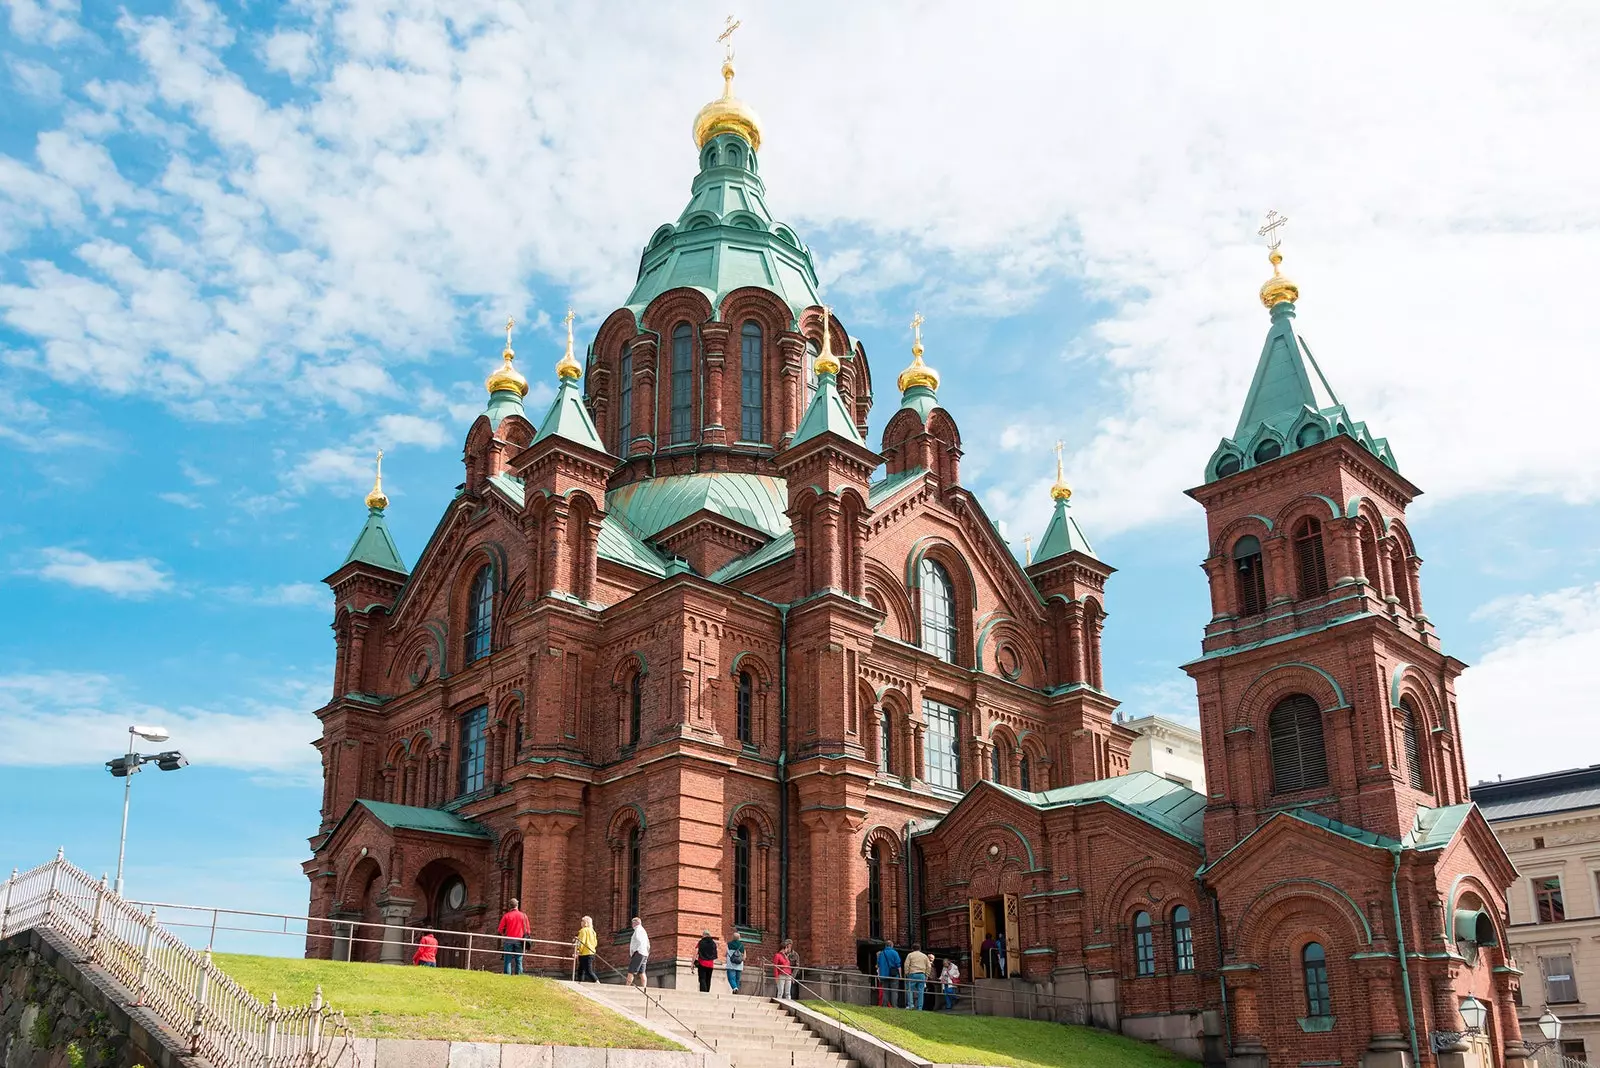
<box><xmin>3</xmin><ymin>1</ymin><xmax>1599</xmax><ymax>948</ymax></box>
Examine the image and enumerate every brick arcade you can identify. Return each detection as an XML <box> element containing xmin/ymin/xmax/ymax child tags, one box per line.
<box><xmin>303</xmin><ymin>54</ymin><xmax>1528</xmax><ymax>1068</ymax></box>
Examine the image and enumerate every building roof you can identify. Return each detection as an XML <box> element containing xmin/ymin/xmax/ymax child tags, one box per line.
<box><xmin>533</xmin><ymin>376</ymin><xmax>604</xmax><ymax>450</ymax></box>
<box><xmin>1470</xmin><ymin>765</ymin><xmax>1600</xmax><ymax>822</ymax></box>
<box><xmin>608</xmin><ymin>472</ymin><xmax>790</xmax><ymax>542</ymax></box>
<box><xmin>341</xmin><ymin>508</ymin><xmax>408</xmax><ymax>574</ymax></box>
<box><xmin>991</xmin><ymin>771</ymin><xmax>1208</xmax><ymax>846</ymax></box>
<box><xmin>791</xmin><ymin>369</ymin><xmax>865</xmax><ymax>447</ymax></box>
<box><xmin>488</xmin><ymin>473</ymin><xmax>672</xmax><ymax>578</ymax></box>
<box><xmin>352</xmin><ymin>800</ymin><xmax>492</xmax><ymax>839</ymax></box>
<box><xmin>1120</xmin><ymin>714</ymin><xmax>1202</xmax><ymax>744</ymax></box>
<box><xmin>1033</xmin><ymin>496</ymin><xmax>1098</xmax><ymax>564</ymax></box>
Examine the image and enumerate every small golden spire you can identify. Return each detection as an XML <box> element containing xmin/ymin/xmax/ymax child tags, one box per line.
<box><xmin>1257</xmin><ymin>210</ymin><xmax>1300</xmax><ymax>309</ymax></box>
<box><xmin>555</xmin><ymin>307</ymin><xmax>582</xmax><ymax>381</ymax></box>
<box><xmin>1023</xmin><ymin>534</ymin><xmax>1032</xmax><ymax>565</ymax></box>
<box><xmin>486</xmin><ymin>315</ymin><xmax>529</xmax><ymax>397</ymax></box>
<box><xmin>814</xmin><ymin>305</ymin><xmax>840</xmax><ymax>376</ymax></box>
<box><xmin>693</xmin><ymin>15</ymin><xmax>762</xmax><ymax>151</ymax></box>
<box><xmin>896</xmin><ymin>311</ymin><xmax>940</xmax><ymax>392</ymax></box>
<box><xmin>1050</xmin><ymin>440</ymin><xmax>1072</xmax><ymax>502</ymax></box>
<box><xmin>365</xmin><ymin>450</ymin><xmax>389</xmax><ymax>511</ymax></box>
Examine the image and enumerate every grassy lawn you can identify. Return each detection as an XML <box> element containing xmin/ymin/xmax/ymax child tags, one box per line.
<box><xmin>802</xmin><ymin>1004</ymin><xmax>1195</xmax><ymax>1068</ymax></box>
<box><xmin>215</xmin><ymin>954</ymin><xmax>680</xmax><ymax>1049</ymax></box>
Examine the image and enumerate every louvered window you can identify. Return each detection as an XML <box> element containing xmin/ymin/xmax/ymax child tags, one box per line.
<box><xmin>617</xmin><ymin>344</ymin><xmax>633</xmax><ymax>453</ymax></box>
<box><xmin>1399</xmin><ymin>697</ymin><xmax>1426</xmax><ymax>790</ymax></box>
<box><xmin>670</xmin><ymin>323</ymin><xmax>693</xmax><ymax>444</ymax></box>
<box><xmin>1133</xmin><ymin>912</ymin><xmax>1155</xmax><ymax>977</ymax></box>
<box><xmin>1294</xmin><ymin>517</ymin><xmax>1329</xmax><ymax>598</ymax></box>
<box><xmin>740</xmin><ymin>321</ymin><xmax>763</xmax><ymax>441</ymax></box>
<box><xmin>1268</xmin><ymin>693</ymin><xmax>1329</xmax><ymax>793</ymax></box>
<box><xmin>1233</xmin><ymin>536</ymin><xmax>1267</xmax><ymax>616</ymax></box>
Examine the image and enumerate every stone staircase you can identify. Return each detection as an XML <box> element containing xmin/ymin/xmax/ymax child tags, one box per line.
<box><xmin>570</xmin><ymin>984</ymin><xmax>856</xmax><ymax>1068</ymax></box>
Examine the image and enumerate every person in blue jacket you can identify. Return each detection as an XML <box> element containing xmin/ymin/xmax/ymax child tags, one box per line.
<box><xmin>875</xmin><ymin>941</ymin><xmax>902</xmax><ymax>1007</ymax></box>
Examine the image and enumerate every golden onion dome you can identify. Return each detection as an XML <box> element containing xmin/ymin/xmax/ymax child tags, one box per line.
<box><xmin>814</xmin><ymin>305</ymin><xmax>839</xmax><ymax>376</ymax></box>
<box><xmin>486</xmin><ymin>345</ymin><xmax>528</xmax><ymax>397</ymax></box>
<box><xmin>897</xmin><ymin>313</ymin><xmax>939</xmax><ymax>392</ymax></box>
<box><xmin>1050</xmin><ymin>443</ymin><xmax>1072</xmax><ymax>503</ymax></box>
<box><xmin>365</xmin><ymin>450</ymin><xmax>389</xmax><ymax>511</ymax></box>
<box><xmin>555</xmin><ymin>308</ymin><xmax>582</xmax><ymax>381</ymax></box>
<box><xmin>1259</xmin><ymin>249</ymin><xmax>1299</xmax><ymax>309</ymax></box>
<box><xmin>693</xmin><ymin>60</ymin><xmax>763</xmax><ymax>152</ymax></box>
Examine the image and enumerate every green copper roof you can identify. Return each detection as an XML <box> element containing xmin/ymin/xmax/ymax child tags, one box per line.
<box><xmin>485</xmin><ymin>387</ymin><xmax>525</xmax><ymax>430</ymax></box>
<box><xmin>487</xmin><ymin>473</ymin><xmax>671</xmax><ymax>578</ymax></box>
<box><xmin>899</xmin><ymin>384</ymin><xmax>938</xmax><ymax>421</ymax></box>
<box><xmin>1404</xmin><ymin>803</ymin><xmax>1474</xmax><ymax>852</ymax></box>
<box><xmin>791</xmin><ymin>369</ymin><xmax>865</xmax><ymax>447</ymax></box>
<box><xmin>607</xmin><ymin>472</ymin><xmax>790</xmax><ymax>541</ymax></box>
<box><xmin>534</xmin><ymin>377</ymin><xmax>604</xmax><ymax>450</ymax></box>
<box><xmin>626</xmin><ymin>133</ymin><xmax>820</xmax><ymax>315</ymax></box>
<box><xmin>992</xmin><ymin>771</ymin><xmax>1207</xmax><ymax>847</ymax></box>
<box><xmin>355</xmin><ymin>800</ymin><xmax>491</xmax><ymax>839</ymax></box>
<box><xmin>1033</xmin><ymin>497</ymin><xmax>1098</xmax><ymax>564</ymax></box>
<box><xmin>342</xmin><ymin>507</ymin><xmax>408</xmax><ymax>574</ymax></box>
<box><xmin>1206</xmin><ymin>301</ymin><xmax>1398</xmax><ymax>482</ymax></box>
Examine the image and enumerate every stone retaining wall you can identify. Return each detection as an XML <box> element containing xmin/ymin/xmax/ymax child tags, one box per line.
<box><xmin>329</xmin><ymin>1040</ymin><xmax>717</xmax><ymax>1068</ymax></box>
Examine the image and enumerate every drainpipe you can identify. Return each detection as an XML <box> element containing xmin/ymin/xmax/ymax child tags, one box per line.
<box><xmin>903</xmin><ymin>821</ymin><xmax>916</xmax><ymax>948</ymax></box>
<box><xmin>777</xmin><ymin>603</ymin><xmax>790</xmax><ymax>941</ymax></box>
<box><xmin>1205</xmin><ymin>881</ymin><xmax>1232</xmax><ymax>1059</ymax></box>
<box><xmin>1389</xmin><ymin>845</ymin><xmax>1422</xmax><ymax>1067</ymax></box>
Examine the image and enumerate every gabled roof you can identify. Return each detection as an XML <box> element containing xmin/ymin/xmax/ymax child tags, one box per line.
<box><xmin>790</xmin><ymin>370</ymin><xmax>866</xmax><ymax>447</ymax></box>
<box><xmin>1201</xmin><ymin>800</ymin><xmax>1481</xmax><ymax>878</ymax></box>
<box><xmin>533</xmin><ymin>377</ymin><xmax>605</xmax><ymax>450</ymax></box>
<box><xmin>1033</xmin><ymin>497</ymin><xmax>1098</xmax><ymax>564</ymax></box>
<box><xmin>608</xmin><ymin>473</ymin><xmax>790</xmax><ymax>542</ymax></box>
<box><xmin>341</xmin><ymin>509</ymin><xmax>408</xmax><ymax>574</ymax></box>
<box><xmin>988</xmin><ymin>771</ymin><xmax>1207</xmax><ymax>846</ymax></box>
<box><xmin>487</xmin><ymin>473</ymin><xmax>671</xmax><ymax>578</ymax></box>
<box><xmin>321</xmin><ymin>800</ymin><xmax>493</xmax><ymax>851</ymax></box>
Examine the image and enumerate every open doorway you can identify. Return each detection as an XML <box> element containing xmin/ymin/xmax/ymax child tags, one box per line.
<box><xmin>966</xmin><ymin>895</ymin><xmax>1020</xmax><ymax>979</ymax></box>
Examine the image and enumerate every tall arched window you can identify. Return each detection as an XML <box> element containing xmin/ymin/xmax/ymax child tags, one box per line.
<box><xmin>732</xmin><ymin>825</ymin><xmax>751</xmax><ymax>928</ymax></box>
<box><xmin>1172</xmin><ymin>905</ymin><xmax>1194</xmax><ymax>973</ymax></box>
<box><xmin>465</xmin><ymin>565</ymin><xmax>494</xmax><ymax>663</ymax></box>
<box><xmin>1019</xmin><ymin>753</ymin><xmax>1032</xmax><ymax>792</ymax></box>
<box><xmin>1294</xmin><ymin>517</ymin><xmax>1329</xmax><ymax>598</ymax></box>
<box><xmin>626</xmin><ymin>826</ymin><xmax>642</xmax><ymax>922</ymax></box>
<box><xmin>1399</xmin><ymin>697</ymin><xmax>1426</xmax><ymax>790</ymax></box>
<box><xmin>919</xmin><ymin>558</ymin><xmax>957</xmax><ymax>663</ymax></box>
<box><xmin>736</xmin><ymin>671</ymin><xmax>754</xmax><ymax>745</ymax></box>
<box><xmin>878</xmin><ymin>712</ymin><xmax>892</xmax><ymax>776</ymax></box>
<box><xmin>867</xmin><ymin>843</ymin><xmax>884</xmax><ymax>941</ymax></box>
<box><xmin>628</xmin><ymin>671</ymin><xmax>643</xmax><ymax>746</ymax></box>
<box><xmin>670</xmin><ymin>323</ymin><xmax>693</xmax><ymax>444</ymax></box>
<box><xmin>617</xmin><ymin>342</ymin><xmax>633</xmax><ymax>453</ymax></box>
<box><xmin>1133</xmin><ymin>912</ymin><xmax>1155</xmax><ymax>977</ymax></box>
<box><xmin>740</xmin><ymin>321</ymin><xmax>763</xmax><ymax>441</ymax></box>
<box><xmin>457</xmin><ymin>705</ymin><xmax>488</xmax><ymax>795</ymax></box>
<box><xmin>1233</xmin><ymin>536</ymin><xmax>1267</xmax><ymax>616</ymax></box>
<box><xmin>1302</xmin><ymin>942</ymin><xmax>1331</xmax><ymax>1016</ymax></box>
<box><xmin>1269</xmin><ymin>693</ymin><xmax>1329</xmax><ymax>793</ymax></box>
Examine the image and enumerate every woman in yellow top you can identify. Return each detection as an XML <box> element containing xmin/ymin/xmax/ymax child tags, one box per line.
<box><xmin>575</xmin><ymin>916</ymin><xmax>599</xmax><ymax>982</ymax></box>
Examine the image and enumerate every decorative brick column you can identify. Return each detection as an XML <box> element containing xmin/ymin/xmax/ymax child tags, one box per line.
<box><xmin>629</xmin><ymin>335</ymin><xmax>658</xmax><ymax>456</ymax></box>
<box><xmin>1221</xmin><ymin>964</ymin><xmax>1268</xmax><ymax>1065</ymax></box>
<box><xmin>701</xmin><ymin>322</ymin><xmax>729</xmax><ymax>445</ymax></box>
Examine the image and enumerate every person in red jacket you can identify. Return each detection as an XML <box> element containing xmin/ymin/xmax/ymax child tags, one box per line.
<box><xmin>411</xmin><ymin>931</ymin><xmax>438</xmax><ymax>967</ymax></box>
<box><xmin>498</xmin><ymin>898</ymin><xmax>531</xmax><ymax>975</ymax></box>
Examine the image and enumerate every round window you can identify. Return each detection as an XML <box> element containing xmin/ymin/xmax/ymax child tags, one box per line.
<box><xmin>1215</xmin><ymin>454</ymin><xmax>1242</xmax><ymax>478</ymax></box>
<box><xmin>1253</xmin><ymin>439</ymin><xmax>1281</xmax><ymax>463</ymax></box>
<box><xmin>1296</xmin><ymin>423</ymin><xmax>1326</xmax><ymax>448</ymax></box>
<box><xmin>443</xmin><ymin>878</ymin><xmax>466</xmax><ymax>911</ymax></box>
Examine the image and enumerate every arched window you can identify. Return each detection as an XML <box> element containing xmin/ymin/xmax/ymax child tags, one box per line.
<box><xmin>1269</xmin><ymin>693</ymin><xmax>1329</xmax><ymax>793</ymax></box>
<box><xmin>922</xmin><ymin>699</ymin><xmax>961</xmax><ymax>791</ymax></box>
<box><xmin>1293</xmin><ymin>517</ymin><xmax>1329</xmax><ymax>598</ymax></box>
<box><xmin>736</xmin><ymin>671</ymin><xmax>754</xmax><ymax>745</ymax></box>
<box><xmin>1233</xmin><ymin>536</ymin><xmax>1267</xmax><ymax>617</ymax></box>
<box><xmin>803</xmin><ymin>339</ymin><xmax>819</xmax><ymax>404</ymax></box>
<box><xmin>617</xmin><ymin>343</ymin><xmax>633</xmax><ymax>453</ymax></box>
<box><xmin>1302</xmin><ymin>942</ymin><xmax>1331</xmax><ymax>1016</ymax></box>
<box><xmin>877</xmin><ymin>711</ymin><xmax>892</xmax><ymax>776</ymax></box>
<box><xmin>732</xmin><ymin>825</ymin><xmax>751</xmax><ymax>928</ymax></box>
<box><xmin>1399</xmin><ymin>697</ymin><xmax>1426</xmax><ymax>790</ymax></box>
<box><xmin>465</xmin><ymin>565</ymin><xmax>494</xmax><ymax>663</ymax></box>
<box><xmin>628</xmin><ymin>671</ymin><xmax>643</xmax><ymax>747</ymax></box>
<box><xmin>1296</xmin><ymin>422</ymin><xmax>1326</xmax><ymax>448</ymax></box>
<box><xmin>1254</xmin><ymin>438</ymin><xmax>1281</xmax><ymax>463</ymax></box>
<box><xmin>626</xmin><ymin>826</ymin><xmax>642</xmax><ymax>922</ymax></box>
<box><xmin>670</xmin><ymin>323</ymin><xmax>693</xmax><ymax>444</ymax></box>
<box><xmin>1019</xmin><ymin>753</ymin><xmax>1032</xmax><ymax>792</ymax></box>
<box><xmin>867</xmin><ymin>843</ymin><xmax>884</xmax><ymax>941</ymax></box>
<box><xmin>1172</xmin><ymin>905</ymin><xmax>1194</xmax><ymax>973</ymax></box>
<box><xmin>1133</xmin><ymin>912</ymin><xmax>1155</xmax><ymax>977</ymax></box>
<box><xmin>457</xmin><ymin>705</ymin><xmax>488</xmax><ymax>795</ymax></box>
<box><xmin>740</xmin><ymin>321</ymin><xmax>763</xmax><ymax>441</ymax></box>
<box><xmin>919</xmin><ymin>558</ymin><xmax>957</xmax><ymax>663</ymax></box>
<box><xmin>990</xmin><ymin>738</ymin><xmax>1007</xmax><ymax>783</ymax></box>
<box><xmin>1215</xmin><ymin>453</ymin><xmax>1242</xmax><ymax>479</ymax></box>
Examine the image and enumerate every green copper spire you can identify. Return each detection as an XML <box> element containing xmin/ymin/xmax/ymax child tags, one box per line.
<box><xmin>484</xmin><ymin>316</ymin><xmax>528</xmax><ymax>429</ymax></box>
<box><xmin>1205</xmin><ymin>234</ymin><xmax>1397</xmax><ymax>482</ymax></box>
<box><xmin>792</xmin><ymin>310</ymin><xmax>863</xmax><ymax>447</ymax></box>
<box><xmin>1033</xmin><ymin>443</ymin><xmax>1099</xmax><ymax>563</ymax></box>
<box><xmin>897</xmin><ymin>312</ymin><xmax>940</xmax><ymax>420</ymax></box>
<box><xmin>535</xmin><ymin>311</ymin><xmax>607</xmax><ymax>451</ymax></box>
<box><xmin>343</xmin><ymin>452</ymin><xmax>408</xmax><ymax>573</ymax></box>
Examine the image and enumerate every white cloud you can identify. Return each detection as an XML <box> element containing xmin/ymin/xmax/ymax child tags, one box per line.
<box><xmin>179</xmin><ymin>459</ymin><xmax>216</xmax><ymax>486</ymax></box>
<box><xmin>3</xmin><ymin>0</ymin><xmax>81</xmax><ymax>46</ymax></box>
<box><xmin>0</xmin><ymin>670</ymin><xmax>321</xmax><ymax>782</ymax></box>
<box><xmin>262</xmin><ymin>29</ymin><xmax>317</xmax><ymax>79</ymax></box>
<box><xmin>158</xmin><ymin>490</ymin><xmax>202</xmax><ymax>508</ymax></box>
<box><xmin>286</xmin><ymin>445</ymin><xmax>372</xmax><ymax>494</ymax></box>
<box><xmin>1456</xmin><ymin>582</ymin><xmax>1600</xmax><ymax>782</ymax></box>
<box><xmin>8</xmin><ymin>58</ymin><xmax>63</xmax><ymax>100</ymax></box>
<box><xmin>375</xmin><ymin>412</ymin><xmax>448</xmax><ymax>450</ymax></box>
<box><xmin>32</xmin><ymin>547</ymin><xmax>173</xmax><ymax>597</ymax></box>
<box><xmin>215</xmin><ymin>581</ymin><xmax>328</xmax><ymax>608</ymax></box>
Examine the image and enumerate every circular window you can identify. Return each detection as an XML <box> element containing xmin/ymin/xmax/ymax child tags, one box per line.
<box><xmin>996</xmin><ymin>645</ymin><xmax>1021</xmax><ymax>681</ymax></box>
<box><xmin>1253</xmin><ymin>439</ymin><xmax>1282</xmax><ymax>463</ymax></box>
<box><xmin>1215</xmin><ymin>454</ymin><xmax>1242</xmax><ymax>479</ymax></box>
<box><xmin>1296</xmin><ymin>423</ymin><xmax>1326</xmax><ymax>448</ymax></box>
<box><xmin>442</xmin><ymin>878</ymin><xmax>466</xmax><ymax>911</ymax></box>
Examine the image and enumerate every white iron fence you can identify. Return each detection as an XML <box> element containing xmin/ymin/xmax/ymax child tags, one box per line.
<box><xmin>0</xmin><ymin>852</ymin><xmax>355</xmax><ymax>1068</ymax></box>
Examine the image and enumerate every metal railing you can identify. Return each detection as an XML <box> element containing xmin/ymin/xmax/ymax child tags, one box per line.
<box><xmin>123</xmin><ymin>898</ymin><xmax>577</xmax><ymax>974</ymax></box>
<box><xmin>0</xmin><ymin>852</ymin><xmax>355</xmax><ymax>1068</ymax></box>
<box><xmin>775</xmin><ymin>964</ymin><xmax>1088</xmax><ymax>1025</ymax></box>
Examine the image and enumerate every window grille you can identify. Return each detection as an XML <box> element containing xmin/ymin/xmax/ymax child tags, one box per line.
<box><xmin>736</xmin><ymin>671</ymin><xmax>754</xmax><ymax>744</ymax></box>
<box><xmin>740</xmin><ymin>321</ymin><xmax>763</xmax><ymax>441</ymax></box>
<box><xmin>733</xmin><ymin>825</ymin><xmax>751</xmax><ymax>928</ymax></box>
<box><xmin>1303</xmin><ymin>942</ymin><xmax>1331</xmax><ymax>1015</ymax></box>
<box><xmin>617</xmin><ymin>344</ymin><xmax>633</xmax><ymax>452</ymax></box>
<box><xmin>920</xmin><ymin>558</ymin><xmax>958</xmax><ymax>663</ymax></box>
<box><xmin>923</xmin><ymin>699</ymin><xmax>961</xmax><ymax>791</ymax></box>
<box><xmin>628</xmin><ymin>672</ymin><xmax>643</xmax><ymax>746</ymax></box>
<box><xmin>1536</xmin><ymin>877</ymin><xmax>1566</xmax><ymax>923</ymax></box>
<box><xmin>626</xmin><ymin>826</ymin><xmax>641</xmax><ymax>922</ymax></box>
<box><xmin>670</xmin><ymin>323</ymin><xmax>693</xmax><ymax>444</ymax></box>
<box><xmin>465</xmin><ymin>565</ymin><xmax>493</xmax><ymax>663</ymax></box>
<box><xmin>1133</xmin><ymin>912</ymin><xmax>1155</xmax><ymax>977</ymax></box>
<box><xmin>1172</xmin><ymin>906</ymin><xmax>1194</xmax><ymax>973</ymax></box>
<box><xmin>867</xmin><ymin>844</ymin><xmax>883</xmax><ymax>941</ymax></box>
<box><xmin>457</xmin><ymin>705</ymin><xmax>488</xmax><ymax>795</ymax></box>
<box><xmin>1268</xmin><ymin>693</ymin><xmax>1329</xmax><ymax>792</ymax></box>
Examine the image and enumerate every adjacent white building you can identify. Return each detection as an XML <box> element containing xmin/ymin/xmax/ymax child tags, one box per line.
<box><xmin>1121</xmin><ymin>714</ymin><xmax>1206</xmax><ymax>795</ymax></box>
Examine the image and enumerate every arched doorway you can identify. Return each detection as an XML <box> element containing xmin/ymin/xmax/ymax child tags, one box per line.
<box><xmin>417</xmin><ymin>859</ymin><xmax>475</xmax><ymax>969</ymax></box>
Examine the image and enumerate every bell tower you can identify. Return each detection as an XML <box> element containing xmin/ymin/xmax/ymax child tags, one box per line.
<box><xmin>1183</xmin><ymin>219</ymin><xmax>1470</xmax><ymax>857</ymax></box>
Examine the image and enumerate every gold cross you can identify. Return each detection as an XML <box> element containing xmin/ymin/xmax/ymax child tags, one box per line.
<box><xmin>718</xmin><ymin>15</ymin><xmax>741</xmax><ymax>59</ymax></box>
<box><xmin>375</xmin><ymin>449</ymin><xmax>383</xmax><ymax>476</ymax></box>
<box><xmin>505</xmin><ymin>315</ymin><xmax>515</xmax><ymax>349</ymax></box>
<box><xmin>1023</xmin><ymin>534</ymin><xmax>1032</xmax><ymax>565</ymax></box>
<box><xmin>1257</xmin><ymin>210</ymin><xmax>1289</xmax><ymax>252</ymax></box>
<box><xmin>564</xmin><ymin>306</ymin><xmax>575</xmax><ymax>337</ymax></box>
<box><xmin>910</xmin><ymin>311</ymin><xmax>924</xmax><ymax>346</ymax></box>
<box><xmin>1054</xmin><ymin>439</ymin><xmax>1065</xmax><ymax>481</ymax></box>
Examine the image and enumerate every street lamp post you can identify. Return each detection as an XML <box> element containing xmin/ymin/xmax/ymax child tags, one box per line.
<box><xmin>1429</xmin><ymin>997</ymin><xmax>1563</xmax><ymax>1057</ymax></box>
<box><xmin>107</xmin><ymin>724</ymin><xmax>188</xmax><ymax>896</ymax></box>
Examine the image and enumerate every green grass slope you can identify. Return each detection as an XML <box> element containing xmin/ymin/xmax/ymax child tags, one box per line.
<box><xmin>215</xmin><ymin>955</ymin><xmax>680</xmax><ymax>1049</ymax></box>
<box><xmin>802</xmin><ymin>1004</ymin><xmax>1196</xmax><ymax>1068</ymax></box>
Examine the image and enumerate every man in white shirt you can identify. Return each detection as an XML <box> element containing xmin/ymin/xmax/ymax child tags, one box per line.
<box><xmin>626</xmin><ymin>916</ymin><xmax>650</xmax><ymax>987</ymax></box>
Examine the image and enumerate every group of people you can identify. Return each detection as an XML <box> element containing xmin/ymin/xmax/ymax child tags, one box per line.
<box><xmin>873</xmin><ymin>941</ymin><xmax>961</xmax><ymax>1010</ymax></box>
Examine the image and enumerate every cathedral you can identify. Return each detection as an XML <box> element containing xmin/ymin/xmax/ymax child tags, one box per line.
<box><xmin>304</xmin><ymin>48</ymin><xmax>1527</xmax><ymax>1068</ymax></box>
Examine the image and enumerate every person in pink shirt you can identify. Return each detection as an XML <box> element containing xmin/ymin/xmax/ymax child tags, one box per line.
<box><xmin>498</xmin><ymin>898</ymin><xmax>530</xmax><ymax>975</ymax></box>
<box><xmin>411</xmin><ymin>931</ymin><xmax>438</xmax><ymax>967</ymax></box>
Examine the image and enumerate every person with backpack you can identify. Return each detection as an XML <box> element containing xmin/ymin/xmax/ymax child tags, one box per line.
<box><xmin>725</xmin><ymin>933</ymin><xmax>746</xmax><ymax>993</ymax></box>
<box><xmin>875</xmin><ymin>940</ymin><xmax>902</xmax><ymax>1007</ymax></box>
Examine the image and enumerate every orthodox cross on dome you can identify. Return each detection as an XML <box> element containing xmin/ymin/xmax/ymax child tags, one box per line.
<box><xmin>1051</xmin><ymin>439</ymin><xmax>1071</xmax><ymax>502</ymax></box>
<box><xmin>1023</xmin><ymin>534</ymin><xmax>1032</xmax><ymax>565</ymax></box>
<box><xmin>718</xmin><ymin>15</ymin><xmax>741</xmax><ymax>60</ymax></box>
<box><xmin>910</xmin><ymin>311</ymin><xmax>925</xmax><ymax>354</ymax></box>
<box><xmin>504</xmin><ymin>315</ymin><xmax>515</xmax><ymax>352</ymax></box>
<box><xmin>365</xmin><ymin>449</ymin><xmax>388</xmax><ymax>511</ymax></box>
<box><xmin>815</xmin><ymin>304</ymin><xmax>838</xmax><ymax>374</ymax></box>
<box><xmin>1257</xmin><ymin>210</ymin><xmax>1289</xmax><ymax>252</ymax></box>
<box><xmin>556</xmin><ymin>306</ymin><xmax>582</xmax><ymax>380</ymax></box>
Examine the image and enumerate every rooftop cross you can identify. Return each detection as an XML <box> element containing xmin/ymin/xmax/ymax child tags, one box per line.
<box><xmin>910</xmin><ymin>311</ymin><xmax>924</xmax><ymax>350</ymax></box>
<box><xmin>718</xmin><ymin>14</ymin><xmax>741</xmax><ymax>60</ymax></box>
<box><xmin>1054</xmin><ymin>439</ymin><xmax>1065</xmax><ymax>481</ymax></box>
<box><xmin>504</xmin><ymin>315</ymin><xmax>515</xmax><ymax>352</ymax></box>
<box><xmin>1257</xmin><ymin>210</ymin><xmax>1289</xmax><ymax>252</ymax></box>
